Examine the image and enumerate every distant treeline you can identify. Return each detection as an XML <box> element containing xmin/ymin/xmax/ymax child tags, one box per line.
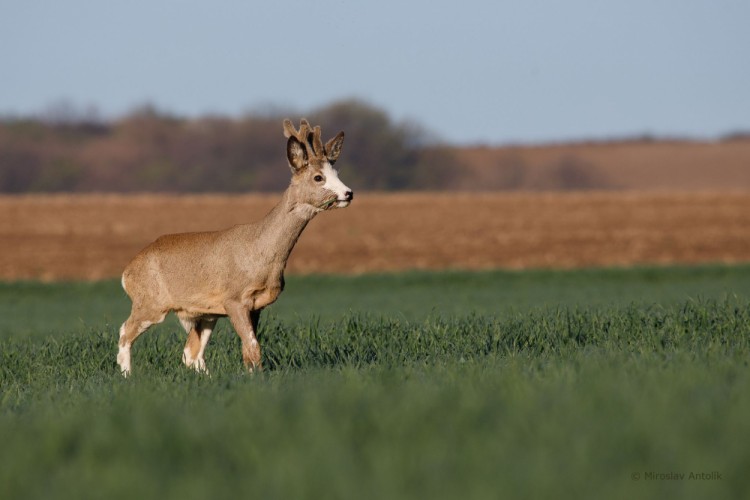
<box><xmin>3</xmin><ymin>99</ymin><xmax>749</xmax><ymax>193</ymax></box>
<box><xmin>0</xmin><ymin>100</ymin><xmax>461</xmax><ymax>193</ymax></box>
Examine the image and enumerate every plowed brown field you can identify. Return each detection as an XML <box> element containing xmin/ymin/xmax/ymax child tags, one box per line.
<box><xmin>1</xmin><ymin>192</ymin><xmax>749</xmax><ymax>281</ymax></box>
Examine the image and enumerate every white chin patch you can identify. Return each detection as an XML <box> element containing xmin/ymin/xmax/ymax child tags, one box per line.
<box><xmin>336</xmin><ymin>200</ymin><xmax>350</xmax><ymax>208</ymax></box>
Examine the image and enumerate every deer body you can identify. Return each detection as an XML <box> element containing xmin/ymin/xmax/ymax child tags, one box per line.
<box><xmin>117</xmin><ymin>119</ymin><xmax>352</xmax><ymax>375</ymax></box>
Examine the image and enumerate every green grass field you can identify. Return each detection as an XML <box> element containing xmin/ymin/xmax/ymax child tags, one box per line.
<box><xmin>1</xmin><ymin>265</ymin><xmax>749</xmax><ymax>499</ymax></box>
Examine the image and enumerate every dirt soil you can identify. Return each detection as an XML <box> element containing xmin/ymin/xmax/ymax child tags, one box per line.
<box><xmin>1</xmin><ymin>192</ymin><xmax>749</xmax><ymax>281</ymax></box>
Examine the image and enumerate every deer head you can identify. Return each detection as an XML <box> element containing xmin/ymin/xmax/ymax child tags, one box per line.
<box><xmin>283</xmin><ymin>118</ymin><xmax>353</xmax><ymax>211</ymax></box>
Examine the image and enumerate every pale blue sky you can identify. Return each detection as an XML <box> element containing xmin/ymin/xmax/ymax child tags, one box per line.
<box><xmin>1</xmin><ymin>0</ymin><xmax>748</xmax><ymax>144</ymax></box>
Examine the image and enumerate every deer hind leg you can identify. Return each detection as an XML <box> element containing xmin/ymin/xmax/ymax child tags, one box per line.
<box><xmin>226</xmin><ymin>303</ymin><xmax>263</xmax><ymax>372</ymax></box>
<box><xmin>181</xmin><ymin>315</ymin><xmax>217</xmax><ymax>373</ymax></box>
<box><xmin>247</xmin><ymin>310</ymin><xmax>262</xmax><ymax>370</ymax></box>
<box><xmin>118</xmin><ymin>305</ymin><xmax>166</xmax><ymax>376</ymax></box>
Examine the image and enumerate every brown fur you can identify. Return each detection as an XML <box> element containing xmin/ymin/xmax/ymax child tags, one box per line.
<box><xmin>117</xmin><ymin>119</ymin><xmax>351</xmax><ymax>375</ymax></box>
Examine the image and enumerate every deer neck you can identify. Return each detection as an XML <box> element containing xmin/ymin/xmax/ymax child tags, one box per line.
<box><xmin>252</xmin><ymin>184</ymin><xmax>317</xmax><ymax>268</ymax></box>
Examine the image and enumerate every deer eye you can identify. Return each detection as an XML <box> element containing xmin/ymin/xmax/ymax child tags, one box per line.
<box><xmin>314</xmin><ymin>175</ymin><xmax>324</xmax><ymax>183</ymax></box>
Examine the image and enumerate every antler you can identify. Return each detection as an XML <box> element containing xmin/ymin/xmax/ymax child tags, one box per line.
<box><xmin>282</xmin><ymin>118</ymin><xmax>308</xmax><ymax>140</ymax></box>
<box><xmin>283</xmin><ymin>118</ymin><xmax>325</xmax><ymax>157</ymax></box>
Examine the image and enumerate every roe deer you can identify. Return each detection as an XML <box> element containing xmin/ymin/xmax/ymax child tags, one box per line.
<box><xmin>117</xmin><ymin>119</ymin><xmax>352</xmax><ymax>375</ymax></box>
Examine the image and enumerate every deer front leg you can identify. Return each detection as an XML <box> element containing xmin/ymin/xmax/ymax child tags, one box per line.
<box><xmin>226</xmin><ymin>302</ymin><xmax>263</xmax><ymax>372</ymax></box>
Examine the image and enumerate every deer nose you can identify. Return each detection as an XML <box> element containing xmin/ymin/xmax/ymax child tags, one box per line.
<box><xmin>344</xmin><ymin>190</ymin><xmax>353</xmax><ymax>201</ymax></box>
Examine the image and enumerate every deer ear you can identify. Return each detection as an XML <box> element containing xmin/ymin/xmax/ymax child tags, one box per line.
<box><xmin>286</xmin><ymin>136</ymin><xmax>308</xmax><ymax>172</ymax></box>
<box><xmin>325</xmin><ymin>131</ymin><xmax>345</xmax><ymax>164</ymax></box>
